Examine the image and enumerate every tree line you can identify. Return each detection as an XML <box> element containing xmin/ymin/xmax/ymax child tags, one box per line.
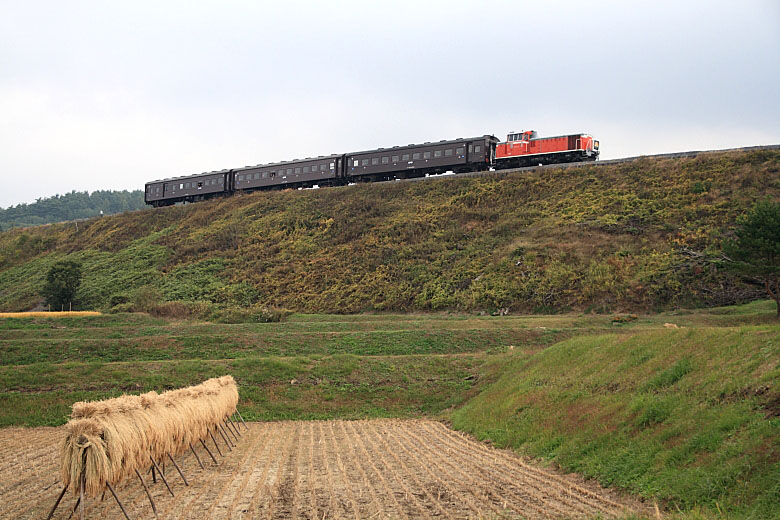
<box><xmin>0</xmin><ymin>190</ymin><xmax>145</xmax><ymax>230</ymax></box>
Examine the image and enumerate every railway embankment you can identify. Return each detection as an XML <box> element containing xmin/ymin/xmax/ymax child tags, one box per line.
<box><xmin>1</xmin><ymin>148</ymin><xmax>778</xmax><ymax>315</ymax></box>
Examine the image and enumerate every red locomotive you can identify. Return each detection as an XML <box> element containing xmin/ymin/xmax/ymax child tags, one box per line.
<box><xmin>495</xmin><ymin>130</ymin><xmax>599</xmax><ymax>169</ymax></box>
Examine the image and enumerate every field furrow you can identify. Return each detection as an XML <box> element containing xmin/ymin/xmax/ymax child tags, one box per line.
<box><xmin>0</xmin><ymin>420</ymin><xmax>647</xmax><ymax>519</ymax></box>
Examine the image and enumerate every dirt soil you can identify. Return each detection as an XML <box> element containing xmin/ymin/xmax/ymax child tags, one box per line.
<box><xmin>0</xmin><ymin>420</ymin><xmax>651</xmax><ymax>519</ymax></box>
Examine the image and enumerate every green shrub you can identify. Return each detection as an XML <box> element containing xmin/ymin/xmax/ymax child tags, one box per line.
<box><xmin>133</xmin><ymin>285</ymin><xmax>164</xmax><ymax>313</ymax></box>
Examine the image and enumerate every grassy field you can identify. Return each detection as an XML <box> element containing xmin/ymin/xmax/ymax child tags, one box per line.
<box><xmin>1</xmin><ymin>302</ymin><xmax>778</xmax><ymax>519</ymax></box>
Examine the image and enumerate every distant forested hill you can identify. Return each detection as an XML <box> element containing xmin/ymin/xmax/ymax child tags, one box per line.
<box><xmin>0</xmin><ymin>190</ymin><xmax>145</xmax><ymax>230</ymax></box>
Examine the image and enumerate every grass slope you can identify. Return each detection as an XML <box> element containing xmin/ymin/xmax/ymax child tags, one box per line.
<box><xmin>452</xmin><ymin>303</ymin><xmax>780</xmax><ymax>519</ymax></box>
<box><xmin>1</xmin><ymin>149</ymin><xmax>779</xmax><ymax>313</ymax></box>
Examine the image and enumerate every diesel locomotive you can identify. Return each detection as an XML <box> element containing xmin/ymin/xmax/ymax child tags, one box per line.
<box><xmin>144</xmin><ymin>130</ymin><xmax>599</xmax><ymax>207</ymax></box>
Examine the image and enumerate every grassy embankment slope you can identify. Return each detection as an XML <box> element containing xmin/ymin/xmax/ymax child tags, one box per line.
<box><xmin>454</xmin><ymin>301</ymin><xmax>780</xmax><ymax>519</ymax></box>
<box><xmin>1</xmin><ymin>304</ymin><xmax>778</xmax><ymax>518</ymax></box>
<box><xmin>1</xmin><ymin>149</ymin><xmax>779</xmax><ymax>314</ymax></box>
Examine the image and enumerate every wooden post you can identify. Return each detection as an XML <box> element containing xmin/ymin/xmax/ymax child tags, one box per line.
<box><xmin>222</xmin><ymin>422</ymin><xmax>237</xmax><ymax>446</ymax></box>
<box><xmin>217</xmin><ymin>423</ymin><xmax>234</xmax><ymax>450</ymax></box>
<box><xmin>200</xmin><ymin>438</ymin><xmax>219</xmax><ymax>465</ymax></box>
<box><xmin>235</xmin><ymin>410</ymin><xmax>248</xmax><ymax>429</ymax></box>
<box><xmin>190</xmin><ymin>442</ymin><xmax>205</xmax><ymax>470</ymax></box>
<box><xmin>66</xmin><ymin>497</ymin><xmax>80</xmax><ymax>520</ymax></box>
<box><xmin>167</xmin><ymin>453</ymin><xmax>189</xmax><ymax>486</ymax></box>
<box><xmin>228</xmin><ymin>416</ymin><xmax>241</xmax><ymax>437</ymax></box>
<box><xmin>106</xmin><ymin>482</ymin><xmax>133</xmax><ymax>520</ymax></box>
<box><xmin>79</xmin><ymin>474</ymin><xmax>85</xmax><ymax>520</ymax></box>
<box><xmin>224</xmin><ymin>419</ymin><xmax>239</xmax><ymax>442</ymax></box>
<box><xmin>149</xmin><ymin>457</ymin><xmax>175</xmax><ymax>497</ymax></box>
<box><xmin>45</xmin><ymin>483</ymin><xmax>69</xmax><ymax>520</ymax></box>
<box><xmin>135</xmin><ymin>468</ymin><xmax>159</xmax><ymax>519</ymax></box>
<box><xmin>208</xmin><ymin>429</ymin><xmax>224</xmax><ymax>457</ymax></box>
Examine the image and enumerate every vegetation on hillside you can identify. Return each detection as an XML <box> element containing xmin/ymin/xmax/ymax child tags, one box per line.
<box><xmin>0</xmin><ymin>189</ymin><xmax>144</xmax><ymax>231</ymax></box>
<box><xmin>452</xmin><ymin>301</ymin><xmax>780</xmax><ymax>519</ymax></box>
<box><xmin>41</xmin><ymin>260</ymin><xmax>82</xmax><ymax>310</ymax></box>
<box><xmin>0</xmin><ymin>150</ymin><xmax>779</xmax><ymax>314</ymax></box>
<box><xmin>724</xmin><ymin>199</ymin><xmax>780</xmax><ymax>318</ymax></box>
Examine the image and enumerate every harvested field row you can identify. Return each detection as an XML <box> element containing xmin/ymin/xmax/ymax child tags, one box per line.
<box><xmin>0</xmin><ymin>420</ymin><xmax>648</xmax><ymax>519</ymax></box>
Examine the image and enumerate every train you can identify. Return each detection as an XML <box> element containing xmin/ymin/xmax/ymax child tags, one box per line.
<box><xmin>144</xmin><ymin>130</ymin><xmax>599</xmax><ymax>207</ymax></box>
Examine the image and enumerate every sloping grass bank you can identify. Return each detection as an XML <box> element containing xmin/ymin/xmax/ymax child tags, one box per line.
<box><xmin>451</xmin><ymin>324</ymin><xmax>780</xmax><ymax>519</ymax></box>
<box><xmin>1</xmin><ymin>149</ymin><xmax>779</xmax><ymax>313</ymax></box>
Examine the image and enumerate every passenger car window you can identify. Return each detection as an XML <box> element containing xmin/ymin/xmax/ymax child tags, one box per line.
<box><xmin>403</xmin><ymin>154</ymin><xmax>410</xmax><ymax>161</ymax></box>
<box><xmin>362</xmin><ymin>159</ymin><xmax>369</xmax><ymax>166</ymax></box>
<box><xmin>371</xmin><ymin>158</ymin><xmax>379</xmax><ymax>165</ymax></box>
<box><xmin>456</xmin><ymin>147</ymin><xmax>465</xmax><ymax>155</ymax></box>
<box><xmin>286</xmin><ymin>168</ymin><xmax>293</xmax><ymax>175</ymax></box>
<box><xmin>295</xmin><ymin>167</ymin><xmax>301</xmax><ymax>174</ymax></box>
<box><xmin>434</xmin><ymin>150</ymin><xmax>442</xmax><ymax>158</ymax></box>
<box><xmin>320</xmin><ymin>164</ymin><xmax>327</xmax><ymax>171</ymax></box>
<box><xmin>475</xmin><ymin>145</ymin><xmax>481</xmax><ymax>153</ymax></box>
<box><xmin>382</xmin><ymin>157</ymin><xmax>389</xmax><ymax>164</ymax></box>
<box><xmin>392</xmin><ymin>155</ymin><xmax>399</xmax><ymax>162</ymax></box>
<box><xmin>423</xmin><ymin>151</ymin><xmax>431</xmax><ymax>159</ymax></box>
<box><xmin>303</xmin><ymin>166</ymin><xmax>310</xmax><ymax>173</ymax></box>
<box><xmin>413</xmin><ymin>153</ymin><xmax>420</xmax><ymax>160</ymax></box>
<box><xmin>445</xmin><ymin>149</ymin><xmax>453</xmax><ymax>157</ymax></box>
<box><xmin>354</xmin><ymin>160</ymin><xmax>359</xmax><ymax>167</ymax></box>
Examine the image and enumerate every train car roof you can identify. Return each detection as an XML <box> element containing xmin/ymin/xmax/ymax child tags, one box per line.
<box><xmin>233</xmin><ymin>153</ymin><xmax>343</xmax><ymax>172</ymax></box>
<box><xmin>346</xmin><ymin>135</ymin><xmax>498</xmax><ymax>157</ymax></box>
<box><xmin>145</xmin><ymin>169</ymin><xmax>232</xmax><ymax>185</ymax></box>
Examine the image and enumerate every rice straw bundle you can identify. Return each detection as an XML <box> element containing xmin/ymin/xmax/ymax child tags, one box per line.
<box><xmin>60</xmin><ymin>376</ymin><xmax>239</xmax><ymax>497</ymax></box>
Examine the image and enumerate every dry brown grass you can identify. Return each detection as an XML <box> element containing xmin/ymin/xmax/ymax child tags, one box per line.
<box><xmin>60</xmin><ymin>376</ymin><xmax>238</xmax><ymax>498</ymax></box>
<box><xmin>0</xmin><ymin>311</ymin><xmax>102</xmax><ymax>318</ymax></box>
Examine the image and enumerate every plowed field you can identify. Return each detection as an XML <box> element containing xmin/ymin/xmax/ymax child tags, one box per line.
<box><xmin>0</xmin><ymin>420</ymin><xmax>646</xmax><ymax>519</ymax></box>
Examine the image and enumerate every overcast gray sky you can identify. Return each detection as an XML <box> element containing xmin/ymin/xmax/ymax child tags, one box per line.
<box><xmin>1</xmin><ymin>0</ymin><xmax>778</xmax><ymax>208</ymax></box>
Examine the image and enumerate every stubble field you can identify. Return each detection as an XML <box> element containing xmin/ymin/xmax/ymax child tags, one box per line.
<box><xmin>0</xmin><ymin>420</ymin><xmax>644</xmax><ymax>520</ymax></box>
